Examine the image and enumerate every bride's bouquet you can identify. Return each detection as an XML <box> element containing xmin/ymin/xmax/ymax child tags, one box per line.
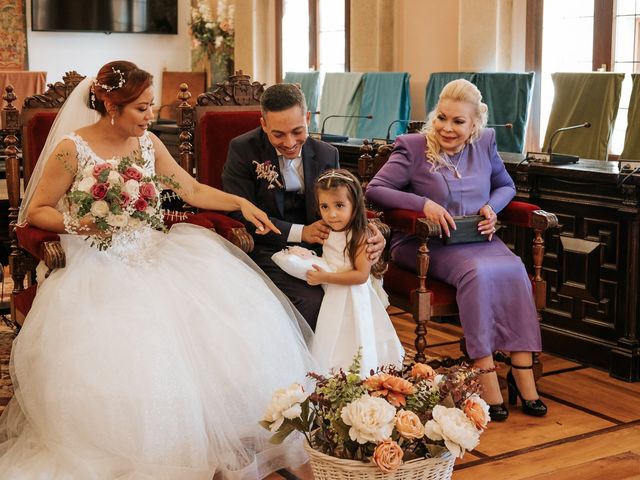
<box><xmin>261</xmin><ymin>352</ymin><xmax>490</xmax><ymax>474</ymax></box>
<box><xmin>63</xmin><ymin>154</ymin><xmax>179</xmax><ymax>250</ymax></box>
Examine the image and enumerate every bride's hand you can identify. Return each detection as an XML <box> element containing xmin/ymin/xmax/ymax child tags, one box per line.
<box><xmin>77</xmin><ymin>216</ymin><xmax>111</xmax><ymax>237</ymax></box>
<box><xmin>239</xmin><ymin>199</ymin><xmax>281</xmax><ymax>235</ymax></box>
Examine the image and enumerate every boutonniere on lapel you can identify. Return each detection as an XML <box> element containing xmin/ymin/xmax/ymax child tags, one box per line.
<box><xmin>253</xmin><ymin>160</ymin><xmax>283</xmax><ymax>190</ymax></box>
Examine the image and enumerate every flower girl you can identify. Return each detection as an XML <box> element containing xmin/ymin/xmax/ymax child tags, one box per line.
<box><xmin>306</xmin><ymin>169</ymin><xmax>404</xmax><ymax>375</ymax></box>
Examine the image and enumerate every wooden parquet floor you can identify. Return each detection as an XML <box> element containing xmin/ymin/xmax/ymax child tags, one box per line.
<box><xmin>1</xmin><ymin>302</ymin><xmax>638</xmax><ymax>478</ymax></box>
<box><xmin>268</xmin><ymin>306</ymin><xmax>640</xmax><ymax>480</ymax></box>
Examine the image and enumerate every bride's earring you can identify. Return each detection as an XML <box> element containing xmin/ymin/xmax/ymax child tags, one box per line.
<box><xmin>111</xmin><ymin>115</ymin><xmax>115</xmax><ymax>126</ymax></box>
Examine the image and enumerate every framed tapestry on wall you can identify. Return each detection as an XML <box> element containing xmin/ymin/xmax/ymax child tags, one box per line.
<box><xmin>0</xmin><ymin>0</ymin><xmax>28</xmax><ymax>70</ymax></box>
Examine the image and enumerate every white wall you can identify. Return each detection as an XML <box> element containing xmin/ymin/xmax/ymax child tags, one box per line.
<box><xmin>26</xmin><ymin>0</ymin><xmax>193</xmax><ymax>102</ymax></box>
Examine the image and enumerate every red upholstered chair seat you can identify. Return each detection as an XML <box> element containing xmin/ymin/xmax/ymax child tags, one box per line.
<box><xmin>197</xmin><ymin>110</ymin><xmax>262</xmax><ymax>188</ymax></box>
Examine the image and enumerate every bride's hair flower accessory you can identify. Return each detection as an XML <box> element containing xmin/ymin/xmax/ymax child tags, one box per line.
<box><xmin>253</xmin><ymin>160</ymin><xmax>283</xmax><ymax>190</ymax></box>
<box><xmin>93</xmin><ymin>67</ymin><xmax>127</xmax><ymax>93</ymax></box>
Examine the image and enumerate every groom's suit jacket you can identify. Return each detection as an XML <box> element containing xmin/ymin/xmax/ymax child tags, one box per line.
<box><xmin>222</xmin><ymin>127</ymin><xmax>340</xmax><ymax>252</ymax></box>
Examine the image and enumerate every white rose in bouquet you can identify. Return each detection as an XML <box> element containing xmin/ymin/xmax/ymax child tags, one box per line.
<box><xmin>90</xmin><ymin>200</ymin><xmax>110</xmax><ymax>218</ymax></box>
<box><xmin>424</xmin><ymin>405</ymin><xmax>480</xmax><ymax>458</ymax></box>
<box><xmin>341</xmin><ymin>395</ymin><xmax>396</xmax><ymax>444</ymax></box>
<box><xmin>82</xmin><ymin>165</ymin><xmax>95</xmax><ymax>178</ymax></box>
<box><xmin>106</xmin><ymin>213</ymin><xmax>129</xmax><ymax>228</ymax></box>
<box><xmin>77</xmin><ymin>176</ymin><xmax>97</xmax><ymax>193</ymax></box>
<box><xmin>107</xmin><ymin>170</ymin><xmax>123</xmax><ymax>185</ymax></box>
<box><xmin>262</xmin><ymin>383</ymin><xmax>309</xmax><ymax>433</ymax></box>
<box><xmin>123</xmin><ymin>179</ymin><xmax>141</xmax><ymax>199</ymax></box>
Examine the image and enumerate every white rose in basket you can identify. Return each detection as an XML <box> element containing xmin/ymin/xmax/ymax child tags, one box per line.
<box><xmin>261</xmin><ymin>383</ymin><xmax>309</xmax><ymax>433</ymax></box>
<box><xmin>424</xmin><ymin>405</ymin><xmax>480</xmax><ymax>458</ymax></box>
<box><xmin>340</xmin><ymin>394</ymin><xmax>396</xmax><ymax>444</ymax></box>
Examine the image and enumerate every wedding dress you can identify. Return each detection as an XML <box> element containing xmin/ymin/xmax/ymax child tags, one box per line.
<box><xmin>0</xmin><ymin>131</ymin><xmax>315</xmax><ymax>479</ymax></box>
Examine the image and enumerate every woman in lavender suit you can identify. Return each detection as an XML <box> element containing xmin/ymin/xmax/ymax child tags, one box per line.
<box><xmin>366</xmin><ymin>79</ymin><xmax>547</xmax><ymax>421</ymax></box>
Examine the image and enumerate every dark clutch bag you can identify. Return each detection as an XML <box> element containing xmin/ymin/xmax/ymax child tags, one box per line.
<box><xmin>442</xmin><ymin>215</ymin><xmax>488</xmax><ymax>245</ymax></box>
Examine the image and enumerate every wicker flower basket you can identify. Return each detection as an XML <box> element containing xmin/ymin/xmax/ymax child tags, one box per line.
<box><xmin>303</xmin><ymin>442</ymin><xmax>455</xmax><ymax>480</ymax></box>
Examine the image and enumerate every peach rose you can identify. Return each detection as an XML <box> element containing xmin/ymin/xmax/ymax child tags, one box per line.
<box><xmin>364</xmin><ymin>373</ymin><xmax>415</xmax><ymax>407</ymax></box>
<box><xmin>372</xmin><ymin>439</ymin><xmax>403</xmax><ymax>473</ymax></box>
<box><xmin>463</xmin><ymin>395</ymin><xmax>490</xmax><ymax>431</ymax></box>
<box><xmin>410</xmin><ymin>363</ymin><xmax>436</xmax><ymax>381</ymax></box>
<box><xmin>395</xmin><ymin>409</ymin><xmax>425</xmax><ymax>440</ymax></box>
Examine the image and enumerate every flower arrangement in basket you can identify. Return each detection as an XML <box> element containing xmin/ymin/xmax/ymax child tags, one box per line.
<box><xmin>63</xmin><ymin>152</ymin><xmax>179</xmax><ymax>250</ymax></box>
<box><xmin>261</xmin><ymin>352</ymin><xmax>490</xmax><ymax>478</ymax></box>
<box><xmin>190</xmin><ymin>0</ymin><xmax>235</xmax><ymax>68</ymax></box>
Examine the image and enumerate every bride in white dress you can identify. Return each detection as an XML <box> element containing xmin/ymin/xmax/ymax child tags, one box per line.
<box><xmin>0</xmin><ymin>61</ymin><xmax>315</xmax><ymax>479</ymax></box>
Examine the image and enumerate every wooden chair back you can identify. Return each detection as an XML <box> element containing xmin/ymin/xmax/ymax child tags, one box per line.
<box><xmin>158</xmin><ymin>70</ymin><xmax>207</xmax><ymax>122</ymax></box>
<box><xmin>2</xmin><ymin>72</ymin><xmax>84</xmax><ymax>327</ymax></box>
<box><xmin>176</xmin><ymin>70</ymin><xmax>265</xmax><ymax>188</ymax></box>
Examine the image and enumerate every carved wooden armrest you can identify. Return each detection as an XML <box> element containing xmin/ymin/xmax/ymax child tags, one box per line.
<box><xmin>192</xmin><ymin>211</ymin><xmax>254</xmax><ymax>253</ymax></box>
<box><xmin>367</xmin><ymin>214</ymin><xmax>391</xmax><ymax>278</ymax></box>
<box><xmin>42</xmin><ymin>241</ymin><xmax>66</xmax><ymax>276</ymax></box>
<box><xmin>498</xmin><ymin>202</ymin><xmax>559</xmax><ymax>311</ymax></box>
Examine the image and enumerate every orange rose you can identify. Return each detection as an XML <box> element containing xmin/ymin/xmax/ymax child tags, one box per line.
<box><xmin>464</xmin><ymin>396</ymin><xmax>489</xmax><ymax>431</ymax></box>
<box><xmin>364</xmin><ymin>373</ymin><xmax>416</xmax><ymax>407</ymax></box>
<box><xmin>395</xmin><ymin>409</ymin><xmax>425</xmax><ymax>439</ymax></box>
<box><xmin>373</xmin><ymin>439</ymin><xmax>404</xmax><ymax>473</ymax></box>
<box><xmin>410</xmin><ymin>363</ymin><xmax>436</xmax><ymax>381</ymax></box>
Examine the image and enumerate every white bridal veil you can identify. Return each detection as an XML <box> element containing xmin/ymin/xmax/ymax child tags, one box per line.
<box><xmin>18</xmin><ymin>76</ymin><xmax>100</xmax><ymax>224</ymax></box>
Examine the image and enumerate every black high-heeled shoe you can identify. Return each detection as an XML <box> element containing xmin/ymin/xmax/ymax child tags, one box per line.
<box><xmin>488</xmin><ymin>403</ymin><xmax>509</xmax><ymax>421</ymax></box>
<box><xmin>506</xmin><ymin>365</ymin><xmax>548</xmax><ymax>417</ymax></box>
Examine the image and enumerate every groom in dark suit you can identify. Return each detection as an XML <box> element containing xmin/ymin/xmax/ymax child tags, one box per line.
<box><xmin>222</xmin><ymin>84</ymin><xmax>384</xmax><ymax>328</ymax></box>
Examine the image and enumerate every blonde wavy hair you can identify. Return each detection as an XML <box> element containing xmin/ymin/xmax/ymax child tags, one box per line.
<box><xmin>422</xmin><ymin>79</ymin><xmax>488</xmax><ymax>170</ymax></box>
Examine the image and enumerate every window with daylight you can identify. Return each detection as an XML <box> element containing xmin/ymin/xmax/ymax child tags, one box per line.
<box><xmin>277</xmin><ymin>0</ymin><xmax>349</xmax><ymax>82</ymax></box>
<box><xmin>529</xmin><ymin>0</ymin><xmax>639</xmax><ymax>156</ymax></box>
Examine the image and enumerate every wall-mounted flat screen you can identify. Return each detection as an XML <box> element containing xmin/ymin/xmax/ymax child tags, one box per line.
<box><xmin>31</xmin><ymin>0</ymin><xmax>178</xmax><ymax>34</ymax></box>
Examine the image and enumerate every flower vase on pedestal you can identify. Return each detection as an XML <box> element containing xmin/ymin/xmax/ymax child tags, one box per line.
<box><xmin>209</xmin><ymin>55</ymin><xmax>233</xmax><ymax>89</ymax></box>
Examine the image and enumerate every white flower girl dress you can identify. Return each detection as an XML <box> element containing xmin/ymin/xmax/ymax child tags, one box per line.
<box><xmin>0</xmin><ymin>127</ymin><xmax>315</xmax><ymax>479</ymax></box>
<box><xmin>311</xmin><ymin>230</ymin><xmax>404</xmax><ymax>376</ymax></box>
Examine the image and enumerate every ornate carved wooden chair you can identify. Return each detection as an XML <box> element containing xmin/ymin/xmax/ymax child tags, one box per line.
<box><xmin>175</xmin><ymin>71</ymin><xmax>268</xmax><ymax>252</ymax></box>
<box><xmin>360</xmin><ymin>142</ymin><xmax>558</xmax><ymax>369</ymax></box>
<box><xmin>1</xmin><ymin>72</ymin><xmax>252</xmax><ymax>327</ymax></box>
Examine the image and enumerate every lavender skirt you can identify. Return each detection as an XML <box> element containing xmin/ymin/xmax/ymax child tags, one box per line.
<box><xmin>391</xmin><ymin>234</ymin><xmax>542</xmax><ymax>359</ymax></box>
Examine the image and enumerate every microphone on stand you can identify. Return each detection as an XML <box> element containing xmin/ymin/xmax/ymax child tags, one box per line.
<box><xmin>526</xmin><ymin>121</ymin><xmax>591</xmax><ymax>165</ymax></box>
<box><xmin>546</xmin><ymin>122</ymin><xmax>591</xmax><ymax>164</ymax></box>
<box><xmin>487</xmin><ymin>123</ymin><xmax>513</xmax><ymax>129</ymax></box>
<box><xmin>320</xmin><ymin>114</ymin><xmax>373</xmax><ymax>142</ymax></box>
<box><xmin>386</xmin><ymin>119</ymin><xmax>411</xmax><ymax>141</ymax></box>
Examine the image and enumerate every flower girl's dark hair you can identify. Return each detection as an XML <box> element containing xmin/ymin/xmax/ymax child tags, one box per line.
<box><xmin>90</xmin><ymin>60</ymin><xmax>153</xmax><ymax>115</ymax></box>
<box><xmin>315</xmin><ymin>169</ymin><xmax>368</xmax><ymax>267</ymax></box>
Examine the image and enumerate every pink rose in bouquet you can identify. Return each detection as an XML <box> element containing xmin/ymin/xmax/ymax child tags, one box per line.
<box><xmin>92</xmin><ymin>163</ymin><xmax>112</xmax><ymax>178</ymax></box>
<box><xmin>90</xmin><ymin>183</ymin><xmax>109</xmax><ymax>200</ymax></box>
<box><xmin>122</xmin><ymin>166</ymin><xmax>143</xmax><ymax>182</ymax></box>
<box><xmin>139</xmin><ymin>182</ymin><xmax>157</xmax><ymax>199</ymax></box>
